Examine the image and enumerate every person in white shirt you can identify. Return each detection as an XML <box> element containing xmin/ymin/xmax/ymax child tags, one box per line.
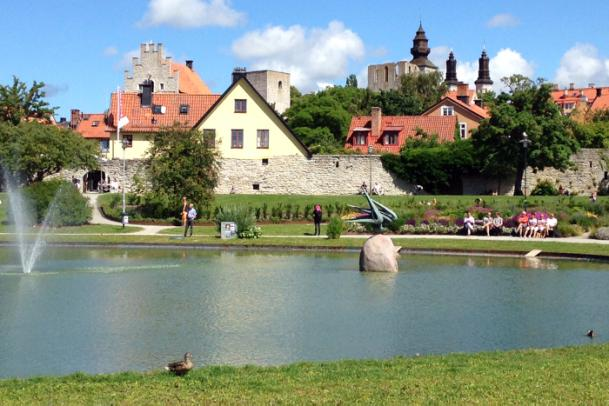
<box><xmin>183</xmin><ymin>203</ymin><xmax>197</xmax><ymax>237</ymax></box>
<box><xmin>464</xmin><ymin>211</ymin><xmax>475</xmax><ymax>236</ymax></box>
<box><xmin>525</xmin><ymin>213</ymin><xmax>538</xmax><ymax>238</ymax></box>
<box><xmin>546</xmin><ymin>213</ymin><xmax>558</xmax><ymax>237</ymax></box>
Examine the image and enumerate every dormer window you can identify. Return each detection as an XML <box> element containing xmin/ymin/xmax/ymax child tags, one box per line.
<box><xmin>152</xmin><ymin>105</ymin><xmax>166</xmax><ymax>114</ymax></box>
<box><xmin>353</xmin><ymin>132</ymin><xmax>367</xmax><ymax>145</ymax></box>
<box><xmin>383</xmin><ymin>132</ymin><xmax>398</xmax><ymax>145</ymax></box>
<box><xmin>179</xmin><ymin>104</ymin><xmax>189</xmax><ymax>114</ymax></box>
<box><xmin>441</xmin><ymin>106</ymin><xmax>454</xmax><ymax>116</ymax></box>
<box><xmin>91</xmin><ymin>121</ymin><xmax>100</xmax><ymax>127</ymax></box>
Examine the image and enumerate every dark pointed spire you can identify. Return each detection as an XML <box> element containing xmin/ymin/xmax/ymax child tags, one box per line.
<box><xmin>445</xmin><ymin>51</ymin><xmax>459</xmax><ymax>86</ymax></box>
<box><xmin>475</xmin><ymin>49</ymin><xmax>493</xmax><ymax>87</ymax></box>
<box><xmin>410</xmin><ymin>23</ymin><xmax>437</xmax><ymax>71</ymax></box>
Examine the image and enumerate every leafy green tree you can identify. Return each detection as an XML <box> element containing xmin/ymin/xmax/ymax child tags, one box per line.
<box><xmin>381</xmin><ymin>132</ymin><xmax>475</xmax><ymax>194</ymax></box>
<box><xmin>399</xmin><ymin>71</ymin><xmax>447</xmax><ymax>112</ymax></box>
<box><xmin>370</xmin><ymin>89</ymin><xmax>422</xmax><ymax>115</ymax></box>
<box><xmin>0</xmin><ymin>76</ymin><xmax>56</xmax><ymax>125</ymax></box>
<box><xmin>472</xmin><ymin>75</ymin><xmax>579</xmax><ymax>195</ymax></box>
<box><xmin>0</xmin><ymin>121</ymin><xmax>99</xmax><ymax>184</ymax></box>
<box><xmin>345</xmin><ymin>74</ymin><xmax>358</xmax><ymax>88</ymax></box>
<box><xmin>146</xmin><ymin>126</ymin><xmax>219</xmax><ymax>213</ymax></box>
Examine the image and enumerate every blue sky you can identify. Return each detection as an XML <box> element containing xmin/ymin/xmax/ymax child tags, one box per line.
<box><xmin>2</xmin><ymin>0</ymin><xmax>609</xmax><ymax>119</ymax></box>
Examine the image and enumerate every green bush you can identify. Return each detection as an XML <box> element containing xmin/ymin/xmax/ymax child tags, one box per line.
<box><xmin>569</xmin><ymin>212</ymin><xmax>598</xmax><ymax>231</ymax></box>
<box><xmin>24</xmin><ymin>179</ymin><xmax>91</xmax><ymax>226</ymax></box>
<box><xmin>593</xmin><ymin>227</ymin><xmax>609</xmax><ymax>240</ymax></box>
<box><xmin>326</xmin><ymin>216</ymin><xmax>344</xmax><ymax>239</ymax></box>
<box><xmin>387</xmin><ymin>216</ymin><xmax>407</xmax><ymax>233</ymax></box>
<box><xmin>215</xmin><ymin>206</ymin><xmax>256</xmax><ymax>237</ymax></box>
<box><xmin>555</xmin><ymin>223</ymin><xmax>584</xmax><ymax>237</ymax></box>
<box><xmin>238</xmin><ymin>226</ymin><xmax>262</xmax><ymax>239</ymax></box>
<box><xmin>531</xmin><ymin>180</ymin><xmax>559</xmax><ymax>196</ymax></box>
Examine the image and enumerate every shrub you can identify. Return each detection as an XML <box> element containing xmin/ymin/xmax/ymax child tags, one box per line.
<box><xmin>24</xmin><ymin>179</ymin><xmax>91</xmax><ymax>226</ymax></box>
<box><xmin>555</xmin><ymin>223</ymin><xmax>584</xmax><ymax>237</ymax></box>
<box><xmin>569</xmin><ymin>212</ymin><xmax>598</xmax><ymax>231</ymax></box>
<box><xmin>215</xmin><ymin>206</ymin><xmax>256</xmax><ymax>235</ymax></box>
<box><xmin>531</xmin><ymin>180</ymin><xmax>559</xmax><ymax>196</ymax></box>
<box><xmin>238</xmin><ymin>226</ymin><xmax>262</xmax><ymax>239</ymax></box>
<box><xmin>326</xmin><ymin>216</ymin><xmax>344</xmax><ymax>239</ymax></box>
<box><xmin>387</xmin><ymin>216</ymin><xmax>407</xmax><ymax>233</ymax></box>
<box><xmin>593</xmin><ymin>227</ymin><xmax>609</xmax><ymax>240</ymax></box>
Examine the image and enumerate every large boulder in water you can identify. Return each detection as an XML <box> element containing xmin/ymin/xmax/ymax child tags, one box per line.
<box><xmin>359</xmin><ymin>235</ymin><xmax>401</xmax><ymax>272</ymax></box>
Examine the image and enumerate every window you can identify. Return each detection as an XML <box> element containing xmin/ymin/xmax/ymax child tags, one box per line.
<box><xmin>262</xmin><ymin>158</ymin><xmax>269</xmax><ymax>165</ymax></box>
<box><xmin>203</xmin><ymin>129</ymin><xmax>216</xmax><ymax>148</ymax></box>
<box><xmin>100</xmin><ymin>139</ymin><xmax>109</xmax><ymax>153</ymax></box>
<box><xmin>179</xmin><ymin>104</ymin><xmax>189</xmax><ymax>114</ymax></box>
<box><xmin>231</xmin><ymin>129</ymin><xmax>243</xmax><ymax>148</ymax></box>
<box><xmin>160</xmin><ymin>83</ymin><xmax>164</xmax><ymax>90</ymax></box>
<box><xmin>252</xmin><ymin>183</ymin><xmax>260</xmax><ymax>191</ymax></box>
<box><xmin>257</xmin><ymin>129</ymin><xmax>269</xmax><ymax>149</ymax></box>
<box><xmin>459</xmin><ymin>122</ymin><xmax>468</xmax><ymax>139</ymax></box>
<box><xmin>278</xmin><ymin>81</ymin><xmax>283</xmax><ymax>90</ymax></box>
<box><xmin>564</xmin><ymin>103</ymin><xmax>575</xmax><ymax>110</ymax></box>
<box><xmin>384</xmin><ymin>66</ymin><xmax>389</xmax><ymax>82</ymax></box>
<box><xmin>122</xmin><ymin>134</ymin><xmax>133</xmax><ymax>148</ymax></box>
<box><xmin>235</xmin><ymin>99</ymin><xmax>247</xmax><ymax>113</ymax></box>
<box><xmin>441</xmin><ymin>106</ymin><xmax>454</xmax><ymax>116</ymax></box>
<box><xmin>91</xmin><ymin>121</ymin><xmax>100</xmax><ymax>127</ymax></box>
<box><xmin>152</xmin><ymin>105</ymin><xmax>163</xmax><ymax>114</ymax></box>
<box><xmin>384</xmin><ymin>132</ymin><xmax>398</xmax><ymax>145</ymax></box>
<box><xmin>353</xmin><ymin>132</ymin><xmax>367</xmax><ymax>145</ymax></box>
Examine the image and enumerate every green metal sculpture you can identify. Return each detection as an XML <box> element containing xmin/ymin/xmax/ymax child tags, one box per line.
<box><xmin>345</xmin><ymin>191</ymin><xmax>398</xmax><ymax>230</ymax></box>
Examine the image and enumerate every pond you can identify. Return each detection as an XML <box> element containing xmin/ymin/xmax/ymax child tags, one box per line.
<box><xmin>0</xmin><ymin>246</ymin><xmax>608</xmax><ymax>378</ymax></box>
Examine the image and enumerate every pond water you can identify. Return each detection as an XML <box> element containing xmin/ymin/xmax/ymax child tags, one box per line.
<box><xmin>0</xmin><ymin>246</ymin><xmax>608</xmax><ymax>378</ymax></box>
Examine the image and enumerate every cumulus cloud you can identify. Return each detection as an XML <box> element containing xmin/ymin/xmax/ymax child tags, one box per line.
<box><xmin>114</xmin><ymin>49</ymin><xmax>141</xmax><ymax>71</ymax></box>
<box><xmin>103</xmin><ymin>46</ymin><xmax>118</xmax><ymax>57</ymax></box>
<box><xmin>231</xmin><ymin>21</ymin><xmax>365</xmax><ymax>91</ymax></box>
<box><xmin>486</xmin><ymin>13</ymin><xmax>519</xmax><ymax>28</ymax></box>
<box><xmin>139</xmin><ymin>0</ymin><xmax>245</xmax><ymax>28</ymax></box>
<box><xmin>554</xmin><ymin>43</ymin><xmax>609</xmax><ymax>87</ymax></box>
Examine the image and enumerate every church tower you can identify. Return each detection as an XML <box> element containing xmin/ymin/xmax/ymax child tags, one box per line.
<box><xmin>445</xmin><ymin>51</ymin><xmax>459</xmax><ymax>90</ymax></box>
<box><xmin>410</xmin><ymin>23</ymin><xmax>438</xmax><ymax>72</ymax></box>
<box><xmin>474</xmin><ymin>50</ymin><xmax>493</xmax><ymax>93</ymax></box>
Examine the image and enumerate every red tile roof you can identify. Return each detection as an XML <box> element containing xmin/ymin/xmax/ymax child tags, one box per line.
<box><xmin>345</xmin><ymin>115</ymin><xmax>457</xmax><ymax>154</ymax></box>
<box><xmin>591</xmin><ymin>94</ymin><xmax>609</xmax><ymax>111</ymax></box>
<box><xmin>424</xmin><ymin>95</ymin><xmax>489</xmax><ymax>119</ymax></box>
<box><xmin>74</xmin><ymin>113</ymin><xmax>111</xmax><ymax>139</ymax></box>
<box><xmin>170</xmin><ymin>62</ymin><xmax>212</xmax><ymax>95</ymax></box>
<box><xmin>108</xmin><ymin>92</ymin><xmax>220</xmax><ymax>132</ymax></box>
<box><xmin>551</xmin><ymin>86</ymin><xmax>609</xmax><ymax>111</ymax></box>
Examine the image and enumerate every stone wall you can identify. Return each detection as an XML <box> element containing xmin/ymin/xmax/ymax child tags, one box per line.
<box><xmin>60</xmin><ymin>155</ymin><xmax>412</xmax><ymax>195</ymax></box>
<box><xmin>463</xmin><ymin>148</ymin><xmax>609</xmax><ymax>195</ymax></box>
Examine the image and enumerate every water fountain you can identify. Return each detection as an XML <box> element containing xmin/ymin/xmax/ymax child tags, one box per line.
<box><xmin>2</xmin><ymin>172</ymin><xmax>62</xmax><ymax>274</ymax></box>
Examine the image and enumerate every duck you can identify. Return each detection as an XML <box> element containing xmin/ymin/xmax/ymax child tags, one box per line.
<box><xmin>586</xmin><ymin>329</ymin><xmax>596</xmax><ymax>338</ymax></box>
<box><xmin>165</xmin><ymin>352</ymin><xmax>193</xmax><ymax>376</ymax></box>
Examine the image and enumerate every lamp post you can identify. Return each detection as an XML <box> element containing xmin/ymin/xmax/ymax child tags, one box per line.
<box><xmin>368</xmin><ymin>144</ymin><xmax>374</xmax><ymax>194</ymax></box>
<box><xmin>519</xmin><ymin>132</ymin><xmax>532</xmax><ymax>197</ymax></box>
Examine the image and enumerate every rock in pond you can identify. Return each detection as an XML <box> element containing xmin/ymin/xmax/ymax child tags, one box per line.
<box><xmin>359</xmin><ymin>234</ymin><xmax>401</xmax><ymax>272</ymax></box>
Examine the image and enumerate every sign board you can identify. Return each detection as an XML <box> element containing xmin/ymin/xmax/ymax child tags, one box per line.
<box><xmin>221</xmin><ymin>222</ymin><xmax>238</xmax><ymax>239</ymax></box>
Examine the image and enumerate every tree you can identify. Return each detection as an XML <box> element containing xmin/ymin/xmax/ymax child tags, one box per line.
<box><xmin>146</xmin><ymin>126</ymin><xmax>219</xmax><ymax>212</ymax></box>
<box><xmin>0</xmin><ymin>121</ymin><xmax>99</xmax><ymax>185</ymax></box>
<box><xmin>472</xmin><ymin>75</ymin><xmax>579</xmax><ymax>195</ymax></box>
<box><xmin>399</xmin><ymin>71</ymin><xmax>447</xmax><ymax>112</ymax></box>
<box><xmin>345</xmin><ymin>74</ymin><xmax>358</xmax><ymax>88</ymax></box>
<box><xmin>0</xmin><ymin>76</ymin><xmax>56</xmax><ymax>125</ymax></box>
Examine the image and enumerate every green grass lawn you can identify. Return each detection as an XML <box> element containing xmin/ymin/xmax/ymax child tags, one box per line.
<box><xmin>2</xmin><ymin>344</ymin><xmax>609</xmax><ymax>404</ymax></box>
<box><xmin>159</xmin><ymin>222</ymin><xmax>326</xmax><ymax>236</ymax></box>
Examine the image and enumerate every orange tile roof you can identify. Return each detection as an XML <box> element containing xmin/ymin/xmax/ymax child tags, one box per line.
<box><xmin>551</xmin><ymin>86</ymin><xmax>609</xmax><ymax>111</ymax></box>
<box><xmin>345</xmin><ymin>115</ymin><xmax>457</xmax><ymax>154</ymax></box>
<box><xmin>75</xmin><ymin>113</ymin><xmax>111</xmax><ymax>139</ymax></box>
<box><xmin>170</xmin><ymin>62</ymin><xmax>212</xmax><ymax>95</ymax></box>
<box><xmin>591</xmin><ymin>94</ymin><xmax>609</xmax><ymax>110</ymax></box>
<box><xmin>426</xmin><ymin>95</ymin><xmax>489</xmax><ymax>119</ymax></box>
<box><xmin>108</xmin><ymin>93</ymin><xmax>220</xmax><ymax>132</ymax></box>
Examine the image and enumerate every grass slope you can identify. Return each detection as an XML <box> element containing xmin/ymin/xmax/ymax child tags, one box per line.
<box><xmin>2</xmin><ymin>345</ymin><xmax>609</xmax><ymax>404</ymax></box>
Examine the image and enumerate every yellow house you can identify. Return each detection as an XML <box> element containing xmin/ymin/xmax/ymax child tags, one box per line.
<box><xmin>194</xmin><ymin>75</ymin><xmax>310</xmax><ymax>159</ymax></box>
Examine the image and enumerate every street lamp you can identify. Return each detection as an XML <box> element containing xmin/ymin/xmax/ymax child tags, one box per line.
<box><xmin>519</xmin><ymin>132</ymin><xmax>532</xmax><ymax>197</ymax></box>
<box><xmin>368</xmin><ymin>144</ymin><xmax>374</xmax><ymax>194</ymax></box>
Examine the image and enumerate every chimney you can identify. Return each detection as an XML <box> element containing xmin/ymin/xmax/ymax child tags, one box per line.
<box><xmin>589</xmin><ymin>83</ymin><xmax>595</xmax><ymax>88</ymax></box>
<box><xmin>70</xmin><ymin>109</ymin><xmax>81</xmax><ymax>129</ymax></box>
<box><xmin>371</xmin><ymin>107</ymin><xmax>382</xmax><ymax>137</ymax></box>
<box><xmin>185</xmin><ymin>60</ymin><xmax>193</xmax><ymax>70</ymax></box>
<box><xmin>59</xmin><ymin>117</ymin><xmax>66</xmax><ymax>123</ymax></box>
<box><xmin>232</xmin><ymin>67</ymin><xmax>247</xmax><ymax>83</ymax></box>
<box><xmin>569</xmin><ymin>82</ymin><xmax>575</xmax><ymax>90</ymax></box>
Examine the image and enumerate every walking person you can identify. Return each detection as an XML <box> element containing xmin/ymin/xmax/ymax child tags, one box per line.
<box><xmin>313</xmin><ymin>204</ymin><xmax>322</xmax><ymax>236</ymax></box>
<box><xmin>184</xmin><ymin>203</ymin><xmax>197</xmax><ymax>237</ymax></box>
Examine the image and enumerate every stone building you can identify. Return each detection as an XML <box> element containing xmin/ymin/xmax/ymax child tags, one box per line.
<box><xmin>240</xmin><ymin>69</ymin><xmax>291</xmax><ymax>114</ymax></box>
<box><xmin>367</xmin><ymin>23</ymin><xmax>437</xmax><ymax>92</ymax></box>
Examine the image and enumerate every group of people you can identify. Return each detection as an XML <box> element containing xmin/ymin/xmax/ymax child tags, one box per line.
<box><xmin>359</xmin><ymin>182</ymin><xmax>384</xmax><ymax>195</ymax></box>
<box><xmin>463</xmin><ymin>210</ymin><xmax>558</xmax><ymax>238</ymax></box>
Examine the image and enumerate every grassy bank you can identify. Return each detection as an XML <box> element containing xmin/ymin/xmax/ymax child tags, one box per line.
<box><xmin>2</xmin><ymin>344</ymin><xmax>609</xmax><ymax>404</ymax></box>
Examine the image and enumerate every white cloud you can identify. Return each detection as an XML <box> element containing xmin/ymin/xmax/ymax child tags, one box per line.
<box><xmin>43</xmin><ymin>83</ymin><xmax>69</xmax><ymax>97</ymax></box>
<box><xmin>115</xmin><ymin>49</ymin><xmax>140</xmax><ymax>70</ymax></box>
<box><xmin>139</xmin><ymin>0</ymin><xmax>245</xmax><ymax>28</ymax></box>
<box><xmin>103</xmin><ymin>46</ymin><xmax>118</xmax><ymax>57</ymax></box>
<box><xmin>429</xmin><ymin>45</ymin><xmax>451</xmax><ymax>73</ymax></box>
<box><xmin>554</xmin><ymin>43</ymin><xmax>609</xmax><ymax>87</ymax></box>
<box><xmin>231</xmin><ymin>21</ymin><xmax>365</xmax><ymax>91</ymax></box>
<box><xmin>486</xmin><ymin>13</ymin><xmax>519</xmax><ymax>28</ymax></box>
